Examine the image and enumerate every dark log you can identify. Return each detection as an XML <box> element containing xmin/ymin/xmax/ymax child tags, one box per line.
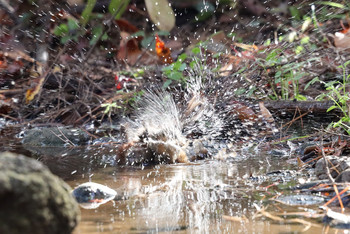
<box><xmin>263</xmin><ymin>100</ymin><xmax>341</xmax><ymax>118</ymax></box>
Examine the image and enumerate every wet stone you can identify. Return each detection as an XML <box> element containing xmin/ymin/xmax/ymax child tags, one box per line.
<box><xmin>72</xmin><ymin>182</ymin><xmax>117</xmax><ymax>209</ymax></box>
<box><xmin>274</xmin><ymin>194</ymin><xmax>326</xmax><ymax>206</ymax></box>
<box><xmin>0</xmin><ymin>152</ymin><xmax>79</xmax><ymax>234</ymax></box>
<box><xmin>22</xmin><ymin>126</ymin><xmax>90</xmax><ymax>147</ymax></box>
<box><xmin>315</xmin><ymin>156</ymin><xmax>350</xmax><ymax>180</ymax></box>
<box><xmin>336</xmin><ymin>168</ymin><xmax>350</xmax><ymax>183</ymax></box>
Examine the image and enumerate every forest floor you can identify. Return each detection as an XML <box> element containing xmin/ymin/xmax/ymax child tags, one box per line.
<box><xmin>2</xmin><ymin>0</ymin><xmax>350</xmax><ymax>215</ymax></box>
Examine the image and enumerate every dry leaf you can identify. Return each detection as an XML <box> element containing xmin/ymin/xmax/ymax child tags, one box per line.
<box><xmin>230</xmin><ymin>101</ymin><xmax>257</xmax><ymax>122</ymax></box>
<box><xmin>155</xmin><ymin>34</ymin><xmax>173</xmax><ymax>64</ymax></box>
<box><xmin>25</xmin><ymin>76</ymin><xmax>45</xmax><ymax>104</ymax></box>
<box><xmin>259</xmin><ymin>101</ymin><xmax>274</xmax><ymax>123</ymax></box>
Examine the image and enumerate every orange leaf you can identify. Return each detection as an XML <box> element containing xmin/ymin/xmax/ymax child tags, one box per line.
<box><xmin>155</xmin><ymin>34</ymin><xmax>173</xmax><ymax>65</ymax></box>
<box><xmin>233</xmin><ymin>43</ymin><xmax>259</xmax><ymax>52</ymax></box>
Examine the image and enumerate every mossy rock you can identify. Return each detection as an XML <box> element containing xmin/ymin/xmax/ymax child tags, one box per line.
<box><xmin>0</xmin><ymin>152</ymin><xmax>80</xmax><ymax>234</ymax></box>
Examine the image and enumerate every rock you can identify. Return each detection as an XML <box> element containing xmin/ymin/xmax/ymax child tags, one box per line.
<box><xmin>0</xmin><ymin>152</ymin><xmax>79</xmax><ymax>234</ymax></box>
<box><xmin>323</xmin><ymin>207</ymin><xmax>350</xmax><ymax>229</ymax></box>
<box><xmin>336</xmin><ymin>168</ymin><xmax>350</xmax><ymax>183</ymax></box>
<box><xmin>274</xmin><ymin>194</ymin><xmax>326</xmax><ymax>206</ymax></box>
<box><xmin>22</xmin><ymin>127</ymin><xmax>90</xmax><ymax>147</ymax></box>
<box><xmin>315</xmin><ymin>156</ymin><xmax>350</xmax><ymax>180</ymax></box>
<box><xmin>72</xmin><ymin>182</ymin><xmax>117</xmax><ymax>209</ymax></box>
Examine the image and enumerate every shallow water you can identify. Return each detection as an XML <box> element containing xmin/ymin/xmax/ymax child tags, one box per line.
<box><xmin>63</xmin><ymin>153</ymin><xmax>331</xmax><ymax>234</ymax></box>
<box><xmin>0</xmin><ymin>124</ymin><xmax>343</xmax><ymax>233</ymax></box>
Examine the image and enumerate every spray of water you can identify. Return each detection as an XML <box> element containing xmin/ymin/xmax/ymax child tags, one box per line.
<box><xmin>119</xmin><ymin>71</ymin><xmax>223</xmax><ymax>164</ymax></box>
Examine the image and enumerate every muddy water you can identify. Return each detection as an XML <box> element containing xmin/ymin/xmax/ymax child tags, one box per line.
<box><xmin>0</xmin><ymin>125</ymin><xmax>340</xmax><ymax>233</ymax></box>
<box><xmin>62</xmin><ymin>153</ymin><xmax>327</xmax><ymax>234</ymax></box>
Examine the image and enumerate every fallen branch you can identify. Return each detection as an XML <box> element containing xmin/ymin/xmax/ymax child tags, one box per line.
<box><xmin>263</xmin><ymin>100</ymin><xmax>340</xmax><ymax>117</ymax></box>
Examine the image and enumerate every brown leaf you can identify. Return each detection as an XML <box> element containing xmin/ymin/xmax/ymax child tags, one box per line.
<box><xmin>0</xmin><ymin>99</ymin><xmax>12</xmax><ymax>114</ymax></box>
<box><xmin>259</xmin><ymin>101</ymin><xmax>274</xmax><ymax>123</ymax></box>
<box><xmin>116</xmin><ymin>32</ymin><xmax>157</xmax><ymax>65</ymax></box>
<box><xmin>231</xmin><ymin>101</ymin><xmax>257</xmax><ymax>122</ymax></box>
<box><xmin>116</xmin><ymin>19</ymin><xmax>139</xmax><ymax>34</ymax></box>
<box><xmin>25</xmin><ymin>76</ymin><xmax>45</xmax><ymax>104</ymax></box>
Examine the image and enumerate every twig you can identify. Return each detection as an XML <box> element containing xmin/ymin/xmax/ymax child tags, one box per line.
<box><xmin>49</xmin><ymin>127</ymin><xmax>75</xmax><ymax>147</ymax></box>
<box><xmin>318</xmin><ymin>132</ymin><xmax>346</xmax><ymax>211</ymax></box>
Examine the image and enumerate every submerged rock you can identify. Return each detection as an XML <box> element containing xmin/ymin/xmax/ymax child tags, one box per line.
<box><xmin>0</xmin><ymin>152</ymin><xmax>79</xmax><ymax>234</ymax></box>
<box><xmin>274</xmin><ymin>194</ymin><xmax>326</xmax><ymax>206</ymax></box>
<box><xmin>22</xmin><ymin>127</ymin><xmax>90</xmax><ymax>147</ymax></box>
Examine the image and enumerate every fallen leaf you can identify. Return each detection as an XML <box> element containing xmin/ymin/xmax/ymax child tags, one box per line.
<box><xmin>117</xmin><ymin>31</ymin><xmax>142</xmax><ymax>64</ymax></box>
<box><xmin>0</xmin><ymin>99</ymin><xmax>12</xmax><ymax>114</ymax></box>
<box><xmin>259</xmin><ymin>101</ymin><xmax>274</xmax><ymax>123</ymax></box>
<box><xmin>116</xmin><ymin>19</ymin><xmax>139</xmax><ymax>34</ymax></box>
<box><xmin>230</xmin><ymin>101</ymin><xmax>257</xmax><ymax>122</ymax></box>
<box><xmin>25</xmin><ymin>74</ymin><xmax>45</xmax><ymax>104</ymax></box>
<box><xmin>234</xmin><ymin>42</ymin><xmax>259</xmax><ymax>52</ymax></box>
<box><xmin>155</xmin><ymin>34</ymin><xmax>173</xmax><ymax>64</ymax></box>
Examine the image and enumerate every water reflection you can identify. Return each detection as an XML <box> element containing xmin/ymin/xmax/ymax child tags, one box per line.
<box><xmin>0</xmin><ymin>127</ymin><xmax>338</xmax><ymax>233</ymax></box>
<box><xmin>65</xmin><ymin>155</ymin><xmax>313</xmax><ymax>233</ymax></box>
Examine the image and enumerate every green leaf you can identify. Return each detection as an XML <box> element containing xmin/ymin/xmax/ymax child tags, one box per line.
<box><xmin>235</xmin><ymin>88</ymin><xmax>246</xmax><ymax>95</ymax></box>
<box><xmin>54</xmin><ymin>23</ymin><xmax>68</xmax><ymax>37</ymax></box>
<box><xmin>317</xmin><ymin>1</ymin><xmax>345</xmax><ymax>8</ymax></box>
<box><xmin>178</xmin><ymin>63</ymin><xmax>186</xmax><ymax>71</ymax></box>
<box><xmin>177</xmin><ymin>53</ymin><xmax>187</xmax><ymax>62</ymax></box>
<box><xmin>192</xmin><ymin>47</ymin><xmax>201</xmax><ymax>55</ymax></box>
<box><xmin>109</xmin><ymin>0</ymin><xmax>130</xmax><ymax>20</ymax></box>
<box><xmin>295</xmin><ymin>45</ymin><xmax>304</xmax><ymax>54</ymax></box>
<box><xmin>163</xmin><ymin>79</ymin><xmax>173</xmax><ymax>88</ymax></box>
<box><xmin>327</xmin><ymin>105</ymin><xmax>337</xmax><ymax>112</ymax></box>
<box><xmin>292</xmin><ymin>72</ymin><xmax>305</xmax><ymax>81</ymax></box>
<box><xmin>141</xmin><ymin>36</ymin><xmax>155</xmax><ymax>49</ymax></box>
<box><xmin>264</xmin><ymin>39</ymin><xmax>271</xmax><ymax>46</ymax></box>
<box><xmin>344</xmin><ymin>60</ymin><xmax>350</xmax><ymax>67</ymax></box>
<box><xmin>145</xmin><ymin>0</ymin><xmax>175</xmax><ymax>31</ymax></box>
<box><xmin>67</xmin><ymin>18</ymin><xmax>79</xmax><ymax>30</ymax></box>
<box><xmin>300</xmin><ymin>36</ymin><xmax>310</xmax><ymax>44</ymax></box>
<box><xmin>81</xmin><ymin>0</ymin><xmax>97</xmax><ymax>27</ymax></box>
<box><xmin>168</xmin><ymin>71</ymin><xmax>183</xmax><ymax>80</ymax></box>
<box><xmin>289</xmin><ymin>6</ymin><xmax>301</xmax><ymax>20</ymax></box>
<box><xmin>304</xmin><ymin>77</ymin><xmax>320</xmax><ymax>90</ymax></box>
<box><xmin>275</xmin><ymin>71</ymin><xmax>282</xmax><ymax>79</ymax></box>
<box><xmin>194</xmin><ymin>1</ymin><xmax>215</xmax><ymax>21</ymax></box>
<box><xmin>61</xmin><ymin>35</ymin><xmax>71</xmax><ymax>44</ymax></box>
<box><xmin>90</xmin><ymin>25</ymin><xmax>103</xmax><ymax>45</ymax></box>
<box><xmin>295</xmin><ymin>94</ymin><xmax>307</xmax><ymax>101</ymax></box>
<box><xmin>131</xmin><ymin>31</ymin><xmax>145</xmax><ymax>38</ymax></box>
<box><xmin>266</xmin><ymin>49</ymin><xmax>282</xmax><ymax>63</ymax></box>
<box><xmin>189</xmin><ymin>61</ymin><xmax>196</xmax><ymax>69</ymax></box>
<box><xmin>156</xmin><ymin>31</ymin><xmax>170</xmax><ymax>36</ymax></box>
